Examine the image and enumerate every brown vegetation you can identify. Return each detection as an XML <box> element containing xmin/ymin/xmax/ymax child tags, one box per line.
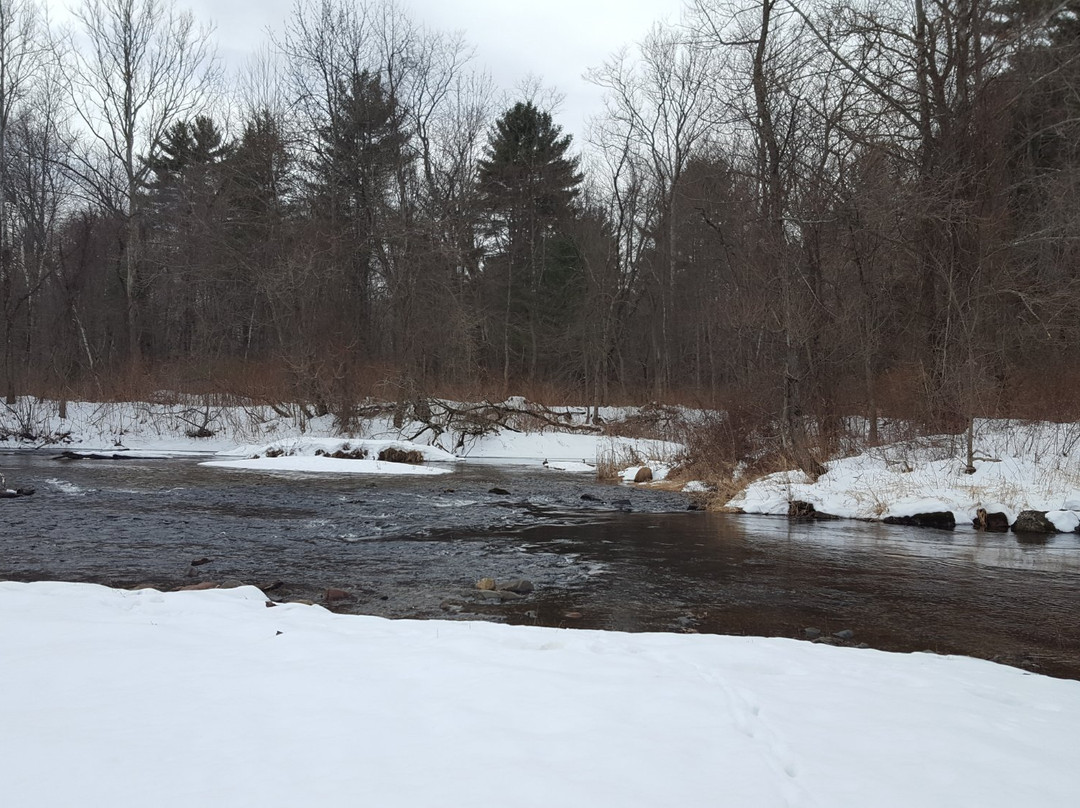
<box><xmin>3</xmin><ymin>0</ymin><xmax>1080</xmax><ymax>478</ymax></box>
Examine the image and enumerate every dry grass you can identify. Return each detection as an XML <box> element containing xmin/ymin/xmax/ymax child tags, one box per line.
<box><xmin>595</xmin><ymin>443</ymin><xmax>649</xmax><ymax>480</ymax></box>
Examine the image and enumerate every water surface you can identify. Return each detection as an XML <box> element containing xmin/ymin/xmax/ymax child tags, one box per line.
<box><xmin>3</xmin><ymin>451</ymin><xmax>1079</xmax><ymax>679</ymax></box>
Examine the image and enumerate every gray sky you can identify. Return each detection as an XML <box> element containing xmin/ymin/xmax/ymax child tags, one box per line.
<box><xmin>47</xmin><ymin>0</ymin><xmax>688</xmax><ymax>145</ymax></box>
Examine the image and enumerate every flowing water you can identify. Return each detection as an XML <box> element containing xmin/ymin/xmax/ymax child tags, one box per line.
<box><xmin>3</xmin><ymin>451</ymin><xmax>1080</xmax><ymax>679</ymax></box>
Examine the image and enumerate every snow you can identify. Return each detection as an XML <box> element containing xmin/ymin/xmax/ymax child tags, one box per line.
<box><xmin>1</xmin><ymin>397</ymin><xmax>685</xmax><ymax>474</ymax></box>
<box><xmin>620</xmin><ymin>463</ymin><xmax>672</xmax><ymax>482</ymax></box>
<box><xmin>543</xmin><ymin>459</ymin><xmax>596</xmax><ymax>473</ymax></box>
<box><xmin>202</xmin><ymin>437</ymin><xmax>458</xmax><ymax>475</ymax></box>
<box><xmin>203</xmin><ymin>455</ymin><xmax>453</xmax><ymax>475</ymax></box>
<box><xmin>730</xmin><ymin>420</ymin><xmax>1080</xmax><ymax>526</ymax></box>
<box><xmin>216</xmin><ymin>436</ymin><xmax>461</xmax><ymax>463</ymax></box>
<box><xmin>2</xmin><ymin>581</ymin><xmax>1079</xmax><ymax>807</ymax></box>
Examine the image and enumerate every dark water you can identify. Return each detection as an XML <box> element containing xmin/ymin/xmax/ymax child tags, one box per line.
<box><xmin>3</xmin><ymin>451</ymin><xmax>1080</xmax><ymax>679</ymax></box>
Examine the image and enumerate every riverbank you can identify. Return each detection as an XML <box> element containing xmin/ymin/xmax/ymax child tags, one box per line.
<box><xmin>726</xmin><ymin>420</ymin><xmax>1080</xmax><ymax>530</ymax></box>
<box><xmin>0</xmin><ymin>396</ymin><xmax>682</xmax><ymax>478</ymax></box>
<box><xmin>2</xmin><ymin>580</ymin><xmax>1077</xmax><ymax>808</ymax></box>
<box><xmin>7</xmin><ymin>398</ymin><xmax>1080</xmax><ymax>531</ymax></box>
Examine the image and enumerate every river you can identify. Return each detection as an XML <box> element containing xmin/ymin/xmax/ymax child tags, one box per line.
<box><xmin>3</xmin><ymin>450</ymin><xmax>1080</xmax><ymax>679</ymax></box>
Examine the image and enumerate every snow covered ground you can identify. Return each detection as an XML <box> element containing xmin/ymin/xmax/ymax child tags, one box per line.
<box><xmin>0</xmin><ymin>397</ymin><xmax>680</xmax><ymax>478</ymax></box>
<box><xmin>2</xmin><ymin>581</ymin><xmax>1078</xmax><ymax>807</ymax></box>
<box><xmin>728</xmin><ymin>419</ymin><xmax>1080</xmax><ymax>526</ymax></box>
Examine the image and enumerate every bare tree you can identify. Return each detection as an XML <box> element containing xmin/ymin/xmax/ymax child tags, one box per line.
<box><xmin>61</xmin><ymin>0</ymin><xmax>217</xmax><ymax>366</ymax></box>
<box><xmin>0</xmin><ymin>0</ymin><xmax>52</xmax><ymax>403</ymax></box>
<box><xmin>589</xmin><ymin>24</ymin><xmax>712</xmax><ymax>397</ymax></box>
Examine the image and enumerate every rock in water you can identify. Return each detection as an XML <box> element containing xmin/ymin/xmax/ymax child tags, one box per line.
<box><xmin>500</xmin><ymin>580</ymin><xmax>535</xmax><ymax>595</ymax></box>
<box><xmin>476</xmin><ymin>578</ymin><xmax>497</xmax><ymax>591</ymax></box>
<box><xmin>1012</xmin><ymin>510</ymin><xmax>1057</xmax><ymax>534</ymax></box>
<box><xmin>972</xmin><ymin>508</ymin><xmax>1010</xmax><ymax>532</ymax></box>
<box><xmin>883</xmin><ymin>511</ymin><xmax>956</xmax><ymax>530</ymax></box>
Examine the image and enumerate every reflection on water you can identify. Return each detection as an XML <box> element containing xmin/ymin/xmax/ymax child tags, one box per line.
<box><xmin>3</xmin><ymin>451</ymin><xmax>1080</xmax><ymax>679</ymax></box>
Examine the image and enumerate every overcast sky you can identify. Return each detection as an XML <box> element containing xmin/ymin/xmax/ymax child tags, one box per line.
<box><xmin>46</xmin><ymin>0</ymin><xmax>689</xmax><ymax>146</ymax></box>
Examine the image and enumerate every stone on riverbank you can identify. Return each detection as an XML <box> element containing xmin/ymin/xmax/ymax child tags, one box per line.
<box><xmin>1012</xmin><ymin>510</ymin><xmax>1058</xmax><ymax>534</ymax></box>
<box><xmin>883</xmin><ymin>511</ymin><xmax>956</xmax><ymax>530</ymax></box>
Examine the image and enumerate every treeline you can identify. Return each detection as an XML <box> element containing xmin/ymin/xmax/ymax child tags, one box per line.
<box><xmin>3</xmin><ymin>0</ymin><xmax>1080</xmax><ymax>462</ymax></box>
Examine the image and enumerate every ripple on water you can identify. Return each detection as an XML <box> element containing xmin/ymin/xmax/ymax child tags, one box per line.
<box><xmin>45</xmin><ymin>478</ymin><xmax>86</xmax><ymax>495</ymax></box>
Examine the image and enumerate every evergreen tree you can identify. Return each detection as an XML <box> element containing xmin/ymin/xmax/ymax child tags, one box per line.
<box><xmin>477</xmin><ymin>101</ymin><xmax>583</xmax><ymax>384</ymax></box>
<box><xmin>309</xmin><ymin>70</ymin><xmax>410</xmax><ymax>349</ymax></box>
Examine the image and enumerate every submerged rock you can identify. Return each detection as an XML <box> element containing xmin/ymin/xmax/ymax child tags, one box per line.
<box><xmin>500</xmin><ymin>579</ymin><xmax>535</xmax><ymax>595</ymax></box>
<box><xmin>1</xmin><ymin>487</ymin><xmax>35</xmax><ymax>498</ymax></box>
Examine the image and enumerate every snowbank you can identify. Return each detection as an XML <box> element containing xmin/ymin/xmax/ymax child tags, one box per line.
<box><xmin>729</xmin><ymin>420</ymin><xmax>1080</xmax><ymax>524</ymax></box>
<box><xmin>202</xmin><ymin>437</ymin><xmax>458</xmax><ymax>475</ymax></box>
<box><xmin>2</xmin><ymin>581</ymin><xmax>1078</xmax><ymax>807</ymax></box>
<box><xmin>1</xmin><ymin>398</ymin><xmax>686</xmax><ymax>473</ymax></box>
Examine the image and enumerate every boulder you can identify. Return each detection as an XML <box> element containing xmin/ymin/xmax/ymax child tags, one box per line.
<box><xmin>488</xmin><ymin>487</ymin><xmax>511</xmax><ymax>496</ymax></box>
<box><xmin>883</xmin><ymin>511</ymin><xmax>956</xmax><ymax>530</ymax></box>
<box><xmin>972</xmin><ymin>508</ymin><xmax>1010</xmax><ymax>532</ymax></box>
<box><xmin>1012</xmin><ymin>510</ymin><xmax>1057</xmax><ymax>534</ymax></box>
<box><xmin>475</xmin><ymin>577</ymin><xmax>497</xmax><ymax>591</ymax></box>
<box><xmin>633</xmin><ymin>467</ymin><xmax>653</xmax><ymax>483</ymax></box>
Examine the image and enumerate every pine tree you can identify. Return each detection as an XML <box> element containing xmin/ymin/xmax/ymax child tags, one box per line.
<box><xmin>477</xmin><ymin>101</ymin><xmax>583</xmax><ymax>384</ymax></box>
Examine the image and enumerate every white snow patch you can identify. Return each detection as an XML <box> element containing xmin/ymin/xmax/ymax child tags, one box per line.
<box><xmin>2</xmin><ymin>581</ymin><xmax>1079</xmax><ymax>808</ymax></box>
<box><xmin>203</xmin><ymin>456</ymin><xmax>451</xmax><ymax>476</ymax></box>
<box><xmin>621</xmin><ymin>463</ymin><xmax>672</xmax><ymax>483</ymax></box>
<box><xmin>730</xmin><ymin>420</ymin><xmax>1080</xmax><ymax>522</ymax></box>
<box><xmin>1047</xmin><ymin>510</ymin><xmax>1080</xmax><ymax>533</ymax></box>
<box><xmin>543</xmin><ymin>460</ymin><xmax>595</xmax><ymax>473</ymax></box>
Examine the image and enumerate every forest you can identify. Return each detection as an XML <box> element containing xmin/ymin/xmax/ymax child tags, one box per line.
<box><xmin>2</xmin><ymin>0</ymin><xmax>1080</xmax><ymax>472</ymax></box>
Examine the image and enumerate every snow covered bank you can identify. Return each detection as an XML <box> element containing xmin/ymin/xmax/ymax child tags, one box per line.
<box><xmin>1</xmin><ymin>397</ymin><xmax>684</xmax><ymax>474</ymax></box>
<box><xmin>729</xmin><ymin>420</ymin><xmax>1080</xmax><ymax>525</ymax></box>
<box><xmin>203</xmin><ymin>437</ymin><xmax>458</xmax><ymax>476</ymax></box>
<box><xmin>2</xmin><ymin>581</ymin><xmax>1078</xmax><ymax>807</ymax></box>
